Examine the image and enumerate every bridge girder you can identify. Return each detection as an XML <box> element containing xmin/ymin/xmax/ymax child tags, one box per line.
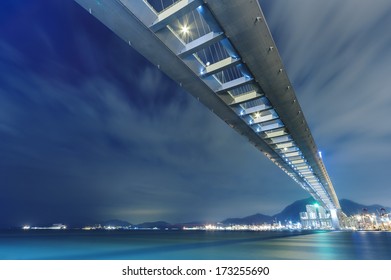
<box><xmin>74</xmin><ymin>0</ymin><xmax>341</xmax><ymax>212</ymax></box>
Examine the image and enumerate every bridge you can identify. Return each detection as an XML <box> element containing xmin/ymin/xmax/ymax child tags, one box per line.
<box><xmin>74</xmin><ymin>0</ymin><xmax>342</xmax><ymax>227</ymax></box>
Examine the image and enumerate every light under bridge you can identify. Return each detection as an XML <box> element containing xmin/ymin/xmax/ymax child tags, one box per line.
<box><xmin>74</xmin><ymin>0</ymin><xmax>342</xmax><ymax>226</ymax></box>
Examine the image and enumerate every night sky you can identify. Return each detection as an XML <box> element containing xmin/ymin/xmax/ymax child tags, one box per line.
<box><xmin>1</xmin><ymin>0</ymin><xmax>391</xmax><ymax>228</ymax></box>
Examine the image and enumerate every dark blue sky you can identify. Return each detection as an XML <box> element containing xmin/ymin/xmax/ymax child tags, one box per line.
<box><xmin>1</xmin><ymin>0</ymin><xmax>391</xmax><ymax>227</ymax></box>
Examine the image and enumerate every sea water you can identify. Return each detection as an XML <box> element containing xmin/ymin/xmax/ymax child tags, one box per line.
<box><xmin>1</xmin><ymin>230</ymin><xmax>390</xmax><ymax>260</ymax></box>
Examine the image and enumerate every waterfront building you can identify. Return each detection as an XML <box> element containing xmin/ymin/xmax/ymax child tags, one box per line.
<box><xmin>300</xmin><ymin>204</ymin><xmax>332</xmax><ymax>229</ymax></box>
<box><xmin>342</xmin><ymin>209</ymin><xmax>391</xmax><ymax>231</ymax></box>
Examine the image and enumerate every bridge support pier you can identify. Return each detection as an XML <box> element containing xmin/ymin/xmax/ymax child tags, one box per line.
<box><xmin>330</xmin><ymin>209</ymin><xmax>341</xmax><ymax>230</ymax></box>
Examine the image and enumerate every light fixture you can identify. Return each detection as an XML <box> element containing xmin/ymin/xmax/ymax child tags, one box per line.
<box><xmin>181</xmin><ymin>25</ymin><xmax>189</xmax><ymax>34</ymax></box>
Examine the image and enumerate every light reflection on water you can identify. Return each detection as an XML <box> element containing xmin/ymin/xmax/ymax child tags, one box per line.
<box><xmin>0</xmin><ymin>230</ymin><xmax>390</xmax><ymax>260</ymax></box>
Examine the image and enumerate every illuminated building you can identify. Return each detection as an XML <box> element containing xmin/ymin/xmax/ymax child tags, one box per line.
<box><xmin>300</xmin><ymin>204</ymin><xmax>332</xmax><ymax>229</ymax></box>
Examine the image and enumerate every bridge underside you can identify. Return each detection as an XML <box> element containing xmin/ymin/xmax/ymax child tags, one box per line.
<box><xmin>74</xmin><ymin>0</ymin><xmax>341</xmax><ymax>215</ymax></box>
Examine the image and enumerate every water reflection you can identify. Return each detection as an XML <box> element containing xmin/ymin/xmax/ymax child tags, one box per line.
<box><xmin>0</xmin><ymin>230</ymin><xmax>390</xmax><ymax>260</ymax></box>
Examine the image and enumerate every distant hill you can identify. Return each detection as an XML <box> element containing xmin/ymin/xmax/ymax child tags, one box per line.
<box><xmin>219</xmin><ymin>198</ymin><xmax>391</xmax><ymax>225</ymax></box>
<box><xmin>219</xmin><ymin>198</ymin><xmax>317</xmax><ymax>225</ymax></box>
<box><xmin>136</xmin><ymin>221</ymin><xmax>172</xmax><ymax>229</ymax></box>
<box><xmin>272</xmin><ymin>197</ymin><xmax>317</xmax><ymax>222</ymax></box>
<box><xmin>272</xmin><ymin>198</ymin><xmax>391</xmax><ymax>222</ymax></box>
<box><xmin>102</xmin><ymin>219</ymin><xmax>132</xmax><ymax>227</ymax></box>
<box><xmin>222</xmin><ymin>213</ymin><xmax>273</xmax><ymax>225</ymax></box>
<box><xmin>339</xmin><ymin>199</ymin><xmax>391</xmax><ymax>216</ymax></box>
<box><xmin>95</xmin><ymin>199</ymin><xmax>391</xmax><ymax>229</ymax></box>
